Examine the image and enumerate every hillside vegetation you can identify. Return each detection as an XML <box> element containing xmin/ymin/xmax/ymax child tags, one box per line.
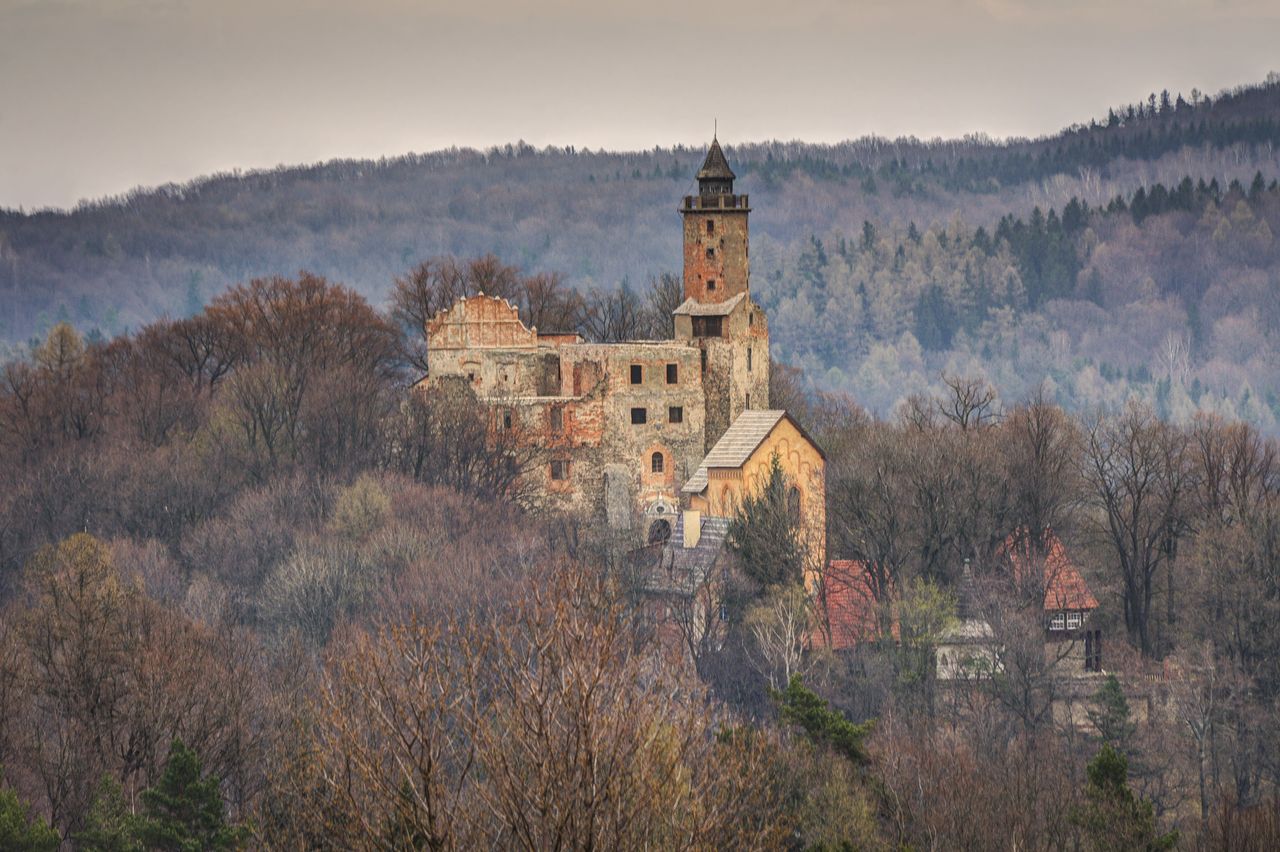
<box><xmin>3</xmin><ymin>75</ymin><xmax>1280</xmax><ymax>426</ymax></box>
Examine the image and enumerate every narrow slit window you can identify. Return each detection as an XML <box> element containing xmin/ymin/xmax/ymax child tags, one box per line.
<box><xmin>706</xmin><ymin>220</ymin><xmax>715</xmax><ymax>235</ymax></box>
<box><xmin>747</xmin><ymin>347</ymin><xmax>752</xmax><ymax>372</ymax></box>
<box><xmin>502</xmin><ymin>410</ymin><xmax>512</xmax><ymax>430</ymax></box>
<box><xmin>631</xmin><ymin>407</ymin><xmax>647</xmax><ymax>425</ymax></box>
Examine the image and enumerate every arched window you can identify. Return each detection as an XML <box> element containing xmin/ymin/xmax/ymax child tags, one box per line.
<box><xmin>651</xmin><ymin>451</ymin><xmax>664</xmax><ymax>474</ymax></box>
<box><xmin>648</xmin><ymin>519</ymin><xmax>671</xmax><ymax>544</ymax></box>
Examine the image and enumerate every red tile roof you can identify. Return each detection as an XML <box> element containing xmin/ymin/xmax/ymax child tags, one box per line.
<box><xmin>1001</xmin><ymin>530</ymin><xmax>1099</xmax><ymax>612</ymax></box>
<box><xmin>819</xmin><ymin>530</ymin><xmax>1096</xmax><ymax>651</ymax></box>
<box><xmin>815</xmin><ymin>560</ymin><xmax>894</xmax><ymax>651</ymax></box>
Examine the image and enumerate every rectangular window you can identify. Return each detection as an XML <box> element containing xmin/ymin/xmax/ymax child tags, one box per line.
<box><xmin>631</xmin><ymin>407</ymin><xmax>647</xmax><ymax>425</ymax></box>
<box><xmin>630</xmin><ymin>364</ymin><xmax>643</xmax><ymax>385</ymax></box>
<box><xmin>747</xmin><ymin>346</ymin><xmax>752</xmax><ymax>372</ymax></box>
<box><xmin>502</xmin><ymin>410</ymin><xmax>512</xmax><ymax>430</ymax></box>
<box><xmin>692</xmin><ymin>316</ymin><xmax>723</xmax><ymax>338</ymax></box>
<box><xmin>706</xmin><ymin>279</ymin><xmax>717</xmax><ymax>292</ymax></box>
<box><xmin>1066</xmin><ymin>611</ymin><xmax>1083</xmax><ymax>630</ymax></box>
<box><xmin>1049</xmin><ymin>612</ymin><xmax>1066</xmax><ymax>631</ymax></box>
<box><xmin>706</xmin><ymin>220</ymin><xmax>715</xmax><ymax>235</ymax></box>
<box><xmin>666</xmin><ymin>363</ymin><xmax>678</xmax><ymax>384</ymax></box>
<box><xmin>549</xmin><ymin>406</ymin><xmax>564</xmax><ymax>432</ymax></box>
<box><xmin>669</xmin><ymin>406</ymin><xmax>683</xmax><ymax>424</ymax></box>
<box><xmin>550</xmin><ymin>460</ymin><xmax>569</xmax><ymax>481</ymax></box>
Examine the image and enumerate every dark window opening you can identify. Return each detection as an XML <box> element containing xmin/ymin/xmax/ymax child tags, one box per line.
<box><xmin>692</xmin><ymin>316</ymin><xmax>723</xmax><ymax>338</ymax></box>
<box><xmin>549</xmin><ymin>406</ymin><xmax>564</xmax><ymax>432</ymax></box>
<box><xmin>749</xmin><ymin>312</ymin><xmax>754</xmax><ymax>327</ymax></box>
<box><xmin>648</xmin><ymin>519</ymin><xmax>671</xmax><ymax>544</ymax></box>
<box><xmin>666</xmin><ymin>363</ymin><xmax>678</xmax><ymax>384</ymax></box>
<box><xmin>669</xmin><ymin>406</ymin><xmax>683</xmax><ymax>424</ymax></box>
<box><xmin>467</xmin><ymin>372</ymin><xmax>476</xmax><ymax>382</ymax></box>
<box><xmin>1085</xmin><ymin>630</ymin><xmax>1103</xmax><ymax>672</ymax></box>
<box><xmin>651</xmin><ymin>452</ymin><xmax>664</xmax><ymax>474</ymax></box>
<box><xmin>746</xmin><ymin>393</ymin><xmax>751</xmax><ymax>408</ymax></box>
<box><xmin>700</xmin><ymin>349</ymin><xmax>707</xmax><ymax>374</ymax></box>
<box><xmin>550</xmin><ymin>459</ymin><xmax>569</xmax><ymax>481</ymax></box>
<box><xmin>706</xmin><ymin>247</ymin><xmax>715</xmax><ymax>260</ymax></box>
<box><xmin>630</xmin><ymin>364</ymin><xmax>643</xmax><ymax>384</ymax></box>
<box><xmin>706</xmin><ymin>279</ymin><xmax>717</xmax><ymax>292</ymax></box>
<box><xmin>502</xmin><ymin>410</ymin><xmax>512</xmax><ymax>430</ymax></box>
<box><xmin>631</xmin><ymin>407</ymin><xmax>647</xmax><ymax>425</ymax></box>
<box><xmin>706</xmin><ymin>220</ymin><xmax>715</xmax><ymax>235</ymax></box>
<box><xmin>747</xmin><ymin>347</ymin><xmax>752</xmax><ymax>372</ymax></box>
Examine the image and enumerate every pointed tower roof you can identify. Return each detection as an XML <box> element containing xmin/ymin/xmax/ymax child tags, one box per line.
<box><xmin>696</xmin><ymin>138</ymin><xmax>736</xmax><ymax>181</ymax></box>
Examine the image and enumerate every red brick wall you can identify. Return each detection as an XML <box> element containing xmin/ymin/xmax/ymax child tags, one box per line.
<box><xmin>682</xmin><ymin>210</ymin><xmax>749</xmax><ymax>304</ymax></box>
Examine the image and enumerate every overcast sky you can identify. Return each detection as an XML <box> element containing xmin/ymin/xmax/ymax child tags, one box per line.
<box><xmin>2</xmin><ymin>0</ymin><xmax>1278</xmax><ymax>209</ymax></box>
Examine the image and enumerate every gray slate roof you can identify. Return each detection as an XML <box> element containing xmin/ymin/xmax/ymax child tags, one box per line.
<box><xmin>696</xmin><ymin>138</ymin><xmax>736</xmax><ymax>181</ymax></box>
<box><xmin>682</xmin><ymin>410</ymin><xmax>787</xmax><ymax>494</ymax></box>
<box><xmin>632</xmin><ymin>513</ymin><xmax>732</xmax><ymax>596</ymax></box>
<box><xmin>672</xmin><ymin>292</ymin><xmax>746</xmax><ymax>317</ymax></box>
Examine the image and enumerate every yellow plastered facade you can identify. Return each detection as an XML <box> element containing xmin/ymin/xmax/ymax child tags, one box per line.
<box><xmin>688</xmin><ymin>416</ymin><xmax>826</xmax><ymax>571</ymax></box>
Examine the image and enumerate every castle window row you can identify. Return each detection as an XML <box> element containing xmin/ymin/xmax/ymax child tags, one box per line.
<box><xmin>631</xmin><ymin>406</ymin><xmax>685</xmax><ymax>426</ymax></box>
<box><xmin>629</xmin><ymin>363</ymin><xmax>681</xmax><ymax>385</ymax></box>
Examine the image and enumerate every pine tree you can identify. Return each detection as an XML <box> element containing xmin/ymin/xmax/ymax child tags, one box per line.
<box><xmin>773</xmin><ymin>674</ymin><xmax>873</xmax><ymax>765</ymax></box>
<box><xmin>1073</xmin><ymin>745</ymin><xmax>1177</xmax><ymax>851</ymax></box>
<box><xmin>726</xmin><ymin>452</ymin><xmax>806</xmax><ymax>591</ymax></box>
<box><xmin>861</xmin><ymin>220</ymin><xmax>876</xmax><ymax>252</ymax></box>
<box><xmin>75</xmin><ymin>776</ymin><xmax>142</xmax><ymax>852</ymax></box>
<box><xmin>134</xmin><ymin>740</ymin><xmax>244</xmax><ymax>851</ymax></box>
<box><xmin>0</xmin><ymin>774</ymin><xmax>60</xmax><ymax>852</ymax></box>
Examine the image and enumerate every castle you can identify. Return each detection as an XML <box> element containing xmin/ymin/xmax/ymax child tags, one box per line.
<box><xmin>423</xmin><ymin>140</ymin><xmax>822</xmax><ymax>547</ymax></box>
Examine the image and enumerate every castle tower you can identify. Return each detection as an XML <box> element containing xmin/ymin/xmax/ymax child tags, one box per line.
<box><xmin>674</xmin><ymin>139</ymin><xmax>770</xmax><ymax>452</ymax></box>
<box><xmin>680</xmin><ymin>138</ymin><xmax>750</xmax><ymax>304</ymax></box>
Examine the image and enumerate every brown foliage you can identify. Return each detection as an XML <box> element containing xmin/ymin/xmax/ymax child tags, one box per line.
<box><xmin>283</xmin><ymin>565</ymin><xmax>791</xmax><ymax>850</ymax></box>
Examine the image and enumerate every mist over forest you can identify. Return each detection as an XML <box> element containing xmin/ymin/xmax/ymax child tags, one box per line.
<box><xmin>4</xmin><ymin>75</ymin><xmax>1280</xmax><ymax>424</ymax></box>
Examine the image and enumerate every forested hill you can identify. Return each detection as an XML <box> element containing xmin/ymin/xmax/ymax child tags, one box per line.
<box><xmin>3</xmin><ymin>75</ymin><xmax>1280</xmax><ymax>423</ymax></box>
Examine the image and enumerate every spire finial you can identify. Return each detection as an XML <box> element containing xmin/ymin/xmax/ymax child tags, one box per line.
<box><xmin>714</xmin><ymin>118</ymin><xmax>717</xmax><ymax>141</ymax></box>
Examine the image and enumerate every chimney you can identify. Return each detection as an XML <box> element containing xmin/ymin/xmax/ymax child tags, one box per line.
<box><xmin>683</xmin><ymin>509</ymin><xmax>701</xmax><ymax>549</ymax></box>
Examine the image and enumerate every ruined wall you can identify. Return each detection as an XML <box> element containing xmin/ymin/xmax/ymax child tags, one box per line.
<box><xmin>682</xmin><ymin>297</ymin><xmax>770</xmax><ymax>452</ymax></box>
<box><xmin>594</xmin><ymin>343</ymin><xmax>707</xmax><ymax>516</ymax></box>
<box><xmin>681</xmin><ymin>202</ymin><xmax>749</xmax><ymax>304</ymax></box>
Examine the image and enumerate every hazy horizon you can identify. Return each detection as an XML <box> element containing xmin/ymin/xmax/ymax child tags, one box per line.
<box><xmin>3</xmin><ymin>0</ymin><xmax>1279</xmax><ymax>210</ymax></box>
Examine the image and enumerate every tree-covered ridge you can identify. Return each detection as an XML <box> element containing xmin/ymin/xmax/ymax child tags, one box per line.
<box><xmin>761</xmin><ymin>175</ymin><xmax>1280</xmax><ymax>428</ymax></box>
<box><xmin>1</xmin><ymin>75</ymin><xmax>1278</xmax><ymax>359</ymax></box>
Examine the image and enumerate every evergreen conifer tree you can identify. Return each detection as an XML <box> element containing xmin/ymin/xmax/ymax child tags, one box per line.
<box><xmin>134</xmin><ymin>740</ymin><xmax>244</xmax><ymax>851</ymax></box>
<box><xmin>1073</xmin><ymin>744</ymin><xmax>1176</xmax><ymax>851</ymax></box>
<box><xmin>0</xmin><ymin>774</ymin><xmax>60</xmax><ymax>852</ymax></box>
<box><xmin>75</xmin><ymin>776</ymin><xmax>142</xmax><ymax>852</ymax></box>
<box><xmin>727</xmin><ymin>452</ymin><xmax>806</xmax><ymax>591</ymax></box>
